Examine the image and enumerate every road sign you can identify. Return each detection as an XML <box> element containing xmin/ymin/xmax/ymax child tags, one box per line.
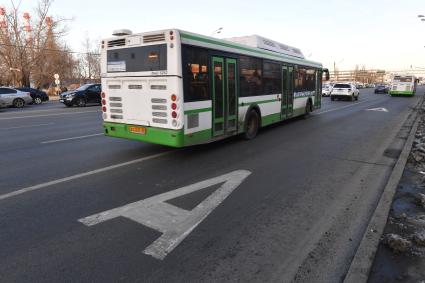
<box><xmin>54</xmin><ymin>74</ymin><xmax>59</xmax><ymax>79</ymax></box>
<box><xmin>366</xmin><ymin>107</ymin><xmax>389</xmax><ymax>112</ymax></box>
<box><xmin>55</xmin><ymin>79</ymin><xmax>60</xmax><ymax>85</ymax></box>
<box><xmin>79</xmin><ymin>170</ymin><xmax>252</xmax><ymax>260</ymax></box>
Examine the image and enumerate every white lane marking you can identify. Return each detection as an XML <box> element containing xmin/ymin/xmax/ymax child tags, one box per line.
<box><xmin>0</xmin><ymin>151</ymin><xmax>173</xmax><ymax>201</ymax></box>
<box><xmin>315</xmin><ymin>98</ymin><xmax>381</xmax><ymax>115</ymax></box>
<box><xmin>41</xmin><ymin>133</ymin><xmax>104</xmax><ymax>144</ymax></box>
<box><xmin>366</xmin><ymin>107</ymin><xmax>389</xmax><ymax>112</ymax></box>
<box><xmin>79</xmin><ymin>170</ymin><xmax>252</xmax><ymax>260</ymax></box>
<box><xmin>1</xmin><ymin>123</ymin><xmax>54</xmax><ymax>130</ymax></box>
<box><xmin>0</xmin><ymin>110</ymin><xmax>100</xmax><ymax>120</ymax></box>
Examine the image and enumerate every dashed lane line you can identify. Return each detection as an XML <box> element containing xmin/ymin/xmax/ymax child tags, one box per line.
<box><xmin>0</xmin><ymin>151</ymin><xmax>174</xmax><ymax>201</ymax></box>
<box><xmin>41</xmin><ymin>133</ymin><xmax>104</xmax><ymax>144</ymax></box>
<box><xmin>0</xmin><ymin>110</ymin><xmax>100</xmax><ymax>120</ymax></box>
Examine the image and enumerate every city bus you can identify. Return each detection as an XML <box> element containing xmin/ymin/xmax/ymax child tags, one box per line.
<box><xmin>100</xmin><ymin>29</ymin><xmax>329</xmax><ymax>147</ymax></box>
<box><xmin>389</xmin><ymin>74</ymin><xmax>418</xmax><ymax>96</ymax></box>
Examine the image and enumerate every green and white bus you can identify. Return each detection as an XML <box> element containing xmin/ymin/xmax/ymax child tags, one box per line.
<box><xmin>100</xmin><ymin>29</ymin><xmax>329</xmax><ymax>147</ymax></box>
<box><xmin>389</xmin><ymin>74</ymin><xmax>418</xmax><ymax>96</ymax></box>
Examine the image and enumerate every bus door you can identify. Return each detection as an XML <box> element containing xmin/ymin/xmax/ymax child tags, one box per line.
<box><xmin>282</xmin><ymin>65</ymin><xmax>294</xmax><ymax>118</ymax></box>
<box><xmin>315</xmin><ymin>70</ymin><xmax>321</xmax><ymax>108</ymax></box>
<box><xmin>211</xmin><ymin>57</ymin><xmax>238</xmax><ymax>137</ymax></box>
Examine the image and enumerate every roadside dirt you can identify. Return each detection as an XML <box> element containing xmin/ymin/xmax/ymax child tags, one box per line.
<box><xmin>368</xmin><ymin>104</ymin><xmax>425</xmax><ymax>283</ymax></box>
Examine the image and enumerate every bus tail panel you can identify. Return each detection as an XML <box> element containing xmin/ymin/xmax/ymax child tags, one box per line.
<box><xmin>389</xmin><ymin>91</ymin><xmax>415</xmax><ymax>96</ymax></box>
<box><xmin>103</xmin><ymin>122</ymin><xmax>214</xmax><ymax>147</ymax></box>
<box><xmin>103</xmin><ymin>122</ymin><xmax>185</xmax><ymax>147</ymax></box>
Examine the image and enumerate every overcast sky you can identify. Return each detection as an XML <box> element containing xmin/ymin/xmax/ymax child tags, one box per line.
<box><xmin>6</xmin><ymin>0</ymin><xmax>425</xmax><ymax>71</ymax></box>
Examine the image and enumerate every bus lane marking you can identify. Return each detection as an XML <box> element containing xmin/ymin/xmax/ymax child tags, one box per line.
<box><xmin>79</xmin><ymin>170</ymin><xmax>252</xmax><ymax>260</ymax></box>
<box><xmin>366</xmin><ymin>107</ymin><xmax>389</xmax><ymax>112</ymax></box>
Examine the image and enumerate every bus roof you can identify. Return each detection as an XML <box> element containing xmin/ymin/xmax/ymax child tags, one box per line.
<box><xmin>178</xmin><ymin>29</ymin><xmax>322</xmax><ymax>68</ymax></box>
<box><xmin>104</xmin><ymin>28</ymin><xmax>323</xmax><ymax>69</ymax></box>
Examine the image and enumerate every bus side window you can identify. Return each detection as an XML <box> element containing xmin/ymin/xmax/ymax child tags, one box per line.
<box><xmin>182</xmin><ymin>45</ymin><xmax>210</xmax><ymax>102</ymax></box>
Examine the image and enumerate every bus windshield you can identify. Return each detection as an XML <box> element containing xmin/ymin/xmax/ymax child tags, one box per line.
<box><xmin>107</xmin><ymin>44</ymin><xmax>167</xmax><ymax>72</ymax></box>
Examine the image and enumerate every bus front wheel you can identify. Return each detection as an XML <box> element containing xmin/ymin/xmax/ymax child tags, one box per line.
<box><xmin>244</xmin><ymin>110</ymin><xmax>260</xmax><ymax>140</ymax></box>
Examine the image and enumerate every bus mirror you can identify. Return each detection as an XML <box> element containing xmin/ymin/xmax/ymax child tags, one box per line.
<box><xmin>323</xmin><ymin>68</ymin><xmax>330</xmax><ymax>81</ymax></box>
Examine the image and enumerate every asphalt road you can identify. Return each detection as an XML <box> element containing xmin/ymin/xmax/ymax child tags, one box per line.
<box><xmin>0</xmin><ymin>88</ymin><xmax>423</xmax><ymax>282</ymax></box>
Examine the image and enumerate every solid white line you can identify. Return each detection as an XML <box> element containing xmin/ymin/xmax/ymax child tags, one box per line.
<box><xmin>315</xmin><ymin>98</ymin><xmax>382</xmax><ymax>115</ymax></box>
<box><xmin>0</xmin><ymin>151</ymin><xmax>174</xmax><ymax>201</ymax></box>
<box><xmin>2</xmin><ymin>123</ymin><xmax>54</xmax><ymax>130</ymax></box>
<box><xmin>0</xmin><ymin>110</ymin><xmax>100</xmax><ymax>120</ymax></box>
<box><xmin>41</xmin><ymin>133</ymin><xmax>104</xmax><ymax>144</ymax></box>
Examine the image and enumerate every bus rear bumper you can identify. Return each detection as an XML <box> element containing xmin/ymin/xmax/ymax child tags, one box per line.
<box><xmin>103</xmin><ymin>122</ymin><xmax>185</xmax><ymax>148</ymax></box>
<box><xmin>389</xmin><ymin>91</ymin><xmax>414</xmax><ymax>96</ymax></box>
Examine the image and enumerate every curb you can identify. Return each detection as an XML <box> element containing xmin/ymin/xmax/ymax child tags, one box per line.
<box><xmin>344</xmin><ymin>95</ymin><xmax>423</xmax><ymax>283</ymax></box>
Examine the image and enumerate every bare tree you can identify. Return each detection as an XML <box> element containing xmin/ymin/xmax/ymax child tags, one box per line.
<box><xmin>0</xmin><ymin>0</ymin><xmax>72</xmax><ymax>87</ymax></box>
<box><xmin>77</xmin><ymin>34</ymin><xmax>100</xmax><ymax>83</ymax></box>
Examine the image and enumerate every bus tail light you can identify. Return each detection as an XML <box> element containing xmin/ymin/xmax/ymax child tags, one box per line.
<box><xmin>101</xmin><ymin>92</ymin><xmax>106</xmax><ymax>98</ymax></box>
<box><xmin>171</xmin><ymin>94</ymin><xmax>177</xmax><ymax>101</ymax></box>
<box><xmin>171</xmin><ymin>103</ymin><xmax>177</xmax><ymax>110</ymax></box>
<box><xmin>102</xmin><ymin>106</ymin><xmax>107</xmax><ymax>112</ymax></box>
<box><xmin>172</xmin><ymin>120</ymin><xmax>178</xmax><ymax>127</ymax></box>
<box><xmin>102</xmin><ymin>99</ymin><xmax>107</xmax><ymax>105</ymax></box>
<box><xmin>171</xmin><ymin>111</ymin><xmax>177</xmax><ymax>118</ymax></box>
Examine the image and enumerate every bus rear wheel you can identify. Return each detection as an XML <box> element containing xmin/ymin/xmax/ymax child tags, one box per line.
<box><xmin>244</xmin><ymin>110</ymin><xmax>260</xmax><ymax>140</ymax></box>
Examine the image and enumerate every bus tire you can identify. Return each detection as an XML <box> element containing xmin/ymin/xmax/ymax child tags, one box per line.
<box><xmin>244</xmin><ymin>109</ymin><xmax>260</xmax><ymax>140</ymax></box>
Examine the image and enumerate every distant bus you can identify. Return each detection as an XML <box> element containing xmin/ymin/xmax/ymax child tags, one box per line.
<box><xmin>100</xmin><ymin>29</ymin><xmax>329</xmax><ymax>147</ymax></box>
<box><xmin>389</xmin><ymin>75</ymin><xmax>417</xmax><ymax>96</ymax></box>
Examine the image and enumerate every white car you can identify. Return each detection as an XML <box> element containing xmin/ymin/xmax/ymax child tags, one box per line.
<box><xmin>322</xmin><ymin>84</ymin><xmax>333</xmax><ymax>96</ymax></box>
<box><xmin>0</xmin><ymin>87</ymin><xmax>33</xmax><ymax>108</ymax></box>
<box><xmin>330</xmin><ymin>83</ymin><xmax>359</xmax><ymax>101</ymax></box>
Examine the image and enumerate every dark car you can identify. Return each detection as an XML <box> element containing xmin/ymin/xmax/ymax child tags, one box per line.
<box><xmin>374</xmin><ymin>84</ymin><xmax>389</xmax><ymax>94</ymax></box>
<box><xmin>59</xmin><ymin>84</ymin><xmax>102</xmax><ymax>107</ymax></box>
<box><xmin>17</xmin><ymin>87</ymin><xmax>49</xmax><ymax>104</ymax></box>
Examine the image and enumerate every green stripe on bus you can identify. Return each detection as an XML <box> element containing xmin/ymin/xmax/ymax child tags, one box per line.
<box><xmin>104</xmin><ymin>122</ymin><xmax>185</xmax><ymax>147</ymax></box>
<box><xmin>184</xmin><ymin>129</ymin><xmax>212</xmax><ymax>146</ymax></box>
<box><xmin>180</xmin><ymin>32</ymin><xmax>321</xmax><ymax>68</ymax></box>
<box><xmin>184</xmin><ymin>108</ymin><xmax>212</xmax><ymax>115</ymax></box>
<box><xmin>389</xmin><ymin>91</ymin><xmax>414</xmax><ymax>96</ymax></box>
<box><xmin>239</xmin><ymin>99</ymin><xmax>278</xmax><ymax>106</ymax></box>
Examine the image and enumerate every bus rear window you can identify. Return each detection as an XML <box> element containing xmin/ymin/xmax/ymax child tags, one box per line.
<box><xmin>107</xmin><ymin>44</ymin><xmax>167</xmax><ymax>72</ymax></box>
<box><xmin>333</xmin><ymin>84</ymin><xmax>350</xmax><ymax>88</ymax></box>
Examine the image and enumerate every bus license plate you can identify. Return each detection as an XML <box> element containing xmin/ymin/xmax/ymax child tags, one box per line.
<box><xmin>129</xmin><ymin>126</ymin><xmax>146</xmax><ymax>135</ymax></box>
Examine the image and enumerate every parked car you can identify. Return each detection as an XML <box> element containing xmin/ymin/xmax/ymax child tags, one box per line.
<box><xmin>17</xmin><ymin>87</ymin><xmax>49</xmax><ymax>104</ymax></box>
<box><xmin>0</xmin><ymin>87</ymin><xmax>33</xmax><ymax>108</ymax></box>
<box><xmin>374</xmin><ymin>84</ymin><xmax>389</xmax><ymax>94</ymax></box>
<box><xmin>322</xmin><ymin>84</ymin><xmax>333</xmax><ymax>96</ymax></box>
<box><xmin>330</xmin><ymin>83</ymin><xmax>359</xmax><ymax>101</ymax></box>
<box><xmin>59</xmin><ymin>84</ymin><xmax>102</xmax><ymax>107</ymax></box>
